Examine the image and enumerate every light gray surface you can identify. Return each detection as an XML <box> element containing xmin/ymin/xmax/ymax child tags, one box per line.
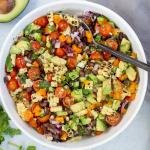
<box><xmin>0</xmin><ymin>0</ymin><xmax>150</xmax><ymax>150</ymax></box>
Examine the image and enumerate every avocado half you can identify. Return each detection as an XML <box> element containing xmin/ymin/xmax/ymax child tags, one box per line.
<box><xmin>0</xmin><ymin>0</ymin><xmax>29</xmax><ymax>23</ymax></box>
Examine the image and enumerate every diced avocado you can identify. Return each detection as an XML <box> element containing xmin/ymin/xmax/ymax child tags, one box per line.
<box><xmin>10</xmin><ymin>40</ymin><xmax>30</xmax><ymax>54</ymax></box>
<box><xmin>87</xmin><ymin>74</ymin><xmax>98</xmax><ymax>84</ymax></box>
<box><xmin>68</xmin><ymin>70</ymin><xmax>79</xmax><ymax>80</ymax></box>
<box><xmin>70</xmin><ymin>101</ymin><xmax>85</xmax><ymax>113</ymax></box>
<box><xmin>6</xmin><ymin>54</ymin><xmax>13</xmax><ymax>72</ymax></box>
<box><xmin>112</xmin><ymin>100</ymin><xmax>121</xmax><ymax>111</ymax></box>
<box><xmin>32</xmin><ymin>32</ymin><xmax>42</xmax><ymax>42</ymax></box>
<box><xmin>56</xmin><ymin>111</ymin><xmax>68</xmax><ymax>116</ymax></box>
<box><xmin>0</xmin><ymin>0</ymin><xmax>29</xmax><ymax>23</ymax></box>
<box><xmin>119</xmin><ymin>61</ymin><xmax>128</xmax><ymax>72</ymax></box>
<box><xmin>96</xmin><ymin>119</ymin><xmax>107</xmax><ymax>131</ymax></box>
<box><xmin>82</xmin><ymin>89</ymin><xmax>92</xmax><ymax>96</ymax></box>
<box><xmin>102</xmin><ymin>79</ymin><xmax>112</xmax><ymax>95</ymax></box>
<box><xmin>75</xmin><ymin>109</ymin><xmax>88</xmax><ymax>116</ymax></box>
<box><xmin>80</xmin><ymin>77</ymin><xmax>86</xmax><ymax>82</ymax></box>
<box><xmin>98</xmin><ymin>113</ymin><xmax>105</xmax><ymax>120</ymax></box>
<box><xmin>115</xmin><ymin>68</ymin><xmax>122</xmax><ymax>78</ymax></box>
<box><xmin>120</xmin><ymin>38</ymin><xmax>131</xmax><ymax>53</ymax></box>
<box><xmin>77</xmin><ymin>61</ymin><xmax>87</xmax><ymax>68</ymax></box>
<box><xmin>50</xmin><ymin>106</ymin><xmax>62</xmax><ymax>112</ymax></box>
<box><xmin>87</xmin><ymin>94</ymin><xmax>97</xmax><ymax>104</ymax></box>
<box><xmin>97</xmin><ymin>16</ymin><xmax>105</xmax><ymax>25</ymax></box>
<box><xmin>97</xmin><ymin>74</ymin><xmax>105</xmax><ymax>82</ymax></box>
<box><xmin>91</xmin><ymin>110</ymin><xmax>98</xmax><ymax>119</ymax></box>
<box><xmin>71</xmin><ymin>89</ymin><xmax>83</xmax><ymax>101</ymax></box>
<box><xmin>126</xmin><ymin>66</ymin><xmax>137</xmax><ymax>81</ymax></box>
<box><xmin>72</xmin><ymin>81</ymin><xmax>79</xmax><ymax>89</ymax></box>
<box><xmin>35</xmin><ymin>47</ymin><xmax>45</xmax><ymax>55</ymax></box>
<box><xmin>69</xmin><ymin>121</ymin><xmax>78</xmax><ymax>131</ymax></box>
<box><xmin>10</xmin><ymin>45</ymin><xmax>21</xmax><ymax>55</ymax></box>
<box><xmin>101</xmin><ymin>105</ymin><xmax>114</xmax><ymax>115</ymax></box>
<box><xmin>80</xmin><ymin>116</ymin><xmax>91</xmax><ymax>125</ymax></box>
<box><xmin>24</xmin><ymin>23</ymin><xmax>40</xmax><ymax>36</ymax></box>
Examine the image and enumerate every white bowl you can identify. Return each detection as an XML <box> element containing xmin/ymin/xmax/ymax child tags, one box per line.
<box><xmin>0</xmin><ymin>0</ymin><xmax>148</xmax><ymax>149</ymax></box>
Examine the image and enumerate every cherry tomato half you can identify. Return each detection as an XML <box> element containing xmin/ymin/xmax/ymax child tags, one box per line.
<box><xmin>90</xmin><ymin>51</ymin><xmax>101</xmax><ymax>60</ymax></box>
<box><xmin>28</xmin><ymin>67</ymin><xmax>40</xmax><ymax>81</ymax></box>
<box><xmin>49</xmin><ymin>31</ymin><xmax>59</xmax><ymax>40</ymax></box>
<box><xmin>34</xmin><ymin>16</ymin><xmax>48</xmax><ymax>28</ymax></box>
<box><xmin>102</xmin><ymin>51</ymin><xmax>111</xmax><ymax>61</ymax></box>
<box><xmin>99</xmin><ymin>22</ymin><xmax>113</xmax><ymax>37</ymax></box>
<box><xmin>15</xmin><ymin>55</ymin><xmax>26</xmax><ymax>69</ymax></box>
<box><xmin>31</xmin><ymin>41</ymin><xmax>41</xmax><ymax>51</ymax></box>
<box><xmin>55</xmin><ymin>48</ymin><xmax>66</xmax><ymax>58</ymax></box>
<box><xmin>55</xmin><ymin>87</ymin><xmax>67</xmax><ymax>99</ymax></box>
<box><xmin>7</xmin><ymin>78</ymin><xmax>19</xmax><ymax>91</ymax></box>
<box><xmin>67</xmin><ymin>57</ymin><xmax>77</xmax><ymax>70</ymax></box>
<box><xmin>106</xmin><ymin>39</ymin><xmax>118</xmax><ymax>50</ymax></box>
<box><xmin>58</xmin><ymin>20</ymin><xmax>68</xmax><ymax>32</ymax></box>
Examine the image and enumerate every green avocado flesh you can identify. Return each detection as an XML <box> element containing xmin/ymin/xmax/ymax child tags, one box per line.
<box><xmin>0</xmin><ymin>0</ymin><xmax>29</xmax><ymax>23</ymax></box>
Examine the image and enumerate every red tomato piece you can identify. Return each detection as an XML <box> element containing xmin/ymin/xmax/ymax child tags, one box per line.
<box><xmin>47</xmin><ymin>73</ymin><xmax>53</xmax><ymax>82</ymax></box>
<box><xmin>7</xmin><ymin>78</ymin><xmax>19</xmax><ymax>91</ymax></box>
<box><xmin>55</xmin><ymin>48</ymin><xmax>66</xmax><ymax>57</ymax></box>
<box><xmin>55</xmin><ymin>87</ymin><xmax>67</xmax><ymax>99</ymax></box>
<box><xmin>62</xmin><ymin>96</ymin><xmax>74</xmax><ymax>107</ymax></box>
<box><xmin>99</xmin><ymin>22</ymin><xmax>113</xmax><ymax>37</ymax></box>
<box><xmin>58</xmin><ymin>20</ymin><xmax>68</xmax><ymax>32</ymax></box>
<box><xmin>49</xmin><ymin>31</ymin><xmax>59</xmax><ymax>40</ymax></box>
<box><xmin>31</xmin><ymin>41</ymin><xmax>41</xmax><ymax>51</ymax></box>
<box><xmin>15</xmin><ymin>55</ymin><xmax>26</xmax><ymax>69</ymax></box>
<box><xmin>22</xmin><ymin>91</ymin><xmax>31</xmax><ymax>101</ymax></box>
<box><xmin>90</xmin><ymin>51</ymin><xmax>101</xmax><ymax>60</ymax></box>
<box><xmin>67</xmin><ymin>57</ymin><xmax>77</xmax><ymax>70</ymax></box>
<box><xmin>34</xmin><ymin>16</ymin><xmax>48</xmax><ymax>28</ymax></box>
<box><xmin>28</xmin><ymin>67</ymin><xmax>40</xmax><ymax>81</ymax></box>
<box><xmin>106</xmin><ymin>39</ymin><xmax>118</xmax><ymax>50</ymax></box>
<box><xmin>10</xmin><ymin>69</ymin><xmax>17</xmax><ymax>78</ymax></box>
<box><xmin>41</xmin><ymin>35</ymin><xmax>46</xmax><ymax>42</ymax></box>
<box><xmin>102</xmin><ymin>51</ymin><xmax>111</xmax><ymax>61</ymax></box>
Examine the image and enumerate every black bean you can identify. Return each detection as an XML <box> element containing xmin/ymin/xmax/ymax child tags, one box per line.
<box><xmin>40</xmin><ymin>100</ymin><xmax>49</xmax><ymax>107</ymax></box>
<box><xmin>44</xmin><ymin>107</ymin><xmax>50</xmax><ymax>115</ymax></box>
<box><xmin>88</xmin><ymin>62</ymin><xmax>95</xmax><ymax>67</ymax></box>
<box><xmin>80</xmin><ymin>70</ymin><xmax>85</xmax><ymax>77</ymax></box>
<box><xmin>4</xmin><ymin>76</ymin><xmax>9</xmax><ymax>83</ymax></box>
<box><xmin>118</xmin><ymin>32</ymin><xmax>128</xmax><ymax>42</ymax></box>
<box><xmin>26</xmin><ymin>87</ymin><xmax>33</xmax><ymax>93</ymax></box>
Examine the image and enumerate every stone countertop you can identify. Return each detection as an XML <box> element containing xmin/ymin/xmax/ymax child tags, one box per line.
<box><xmin>0</xmin><ymin>0</ymin><xmax>149</xmax><ymax>149</ymax></box>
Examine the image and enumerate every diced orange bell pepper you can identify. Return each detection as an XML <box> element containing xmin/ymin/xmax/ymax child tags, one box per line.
<box><xmin>36</xmin><ymin>89</ymin><xmax>47</xmax><ymax>97</ymax></box>
<box><xmin>24</xmin><ymin>110</ymin><xmax>33</xmax><ymax>122</ymax></box>
<box><xmin>85</xmin><ymin>31</ymin><xmax>93</xmax><ymax>43</ymax></box>
<box><xmin>55</xmin><ymin>116</ymin><xmax>64</xmax><ymax>123</ymax></box>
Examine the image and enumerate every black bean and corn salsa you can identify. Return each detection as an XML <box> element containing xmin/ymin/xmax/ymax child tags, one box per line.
<box><xmin>4</xmin><ymin>11</ymin><xmax>138</xmax><ymax>142</ymax></box>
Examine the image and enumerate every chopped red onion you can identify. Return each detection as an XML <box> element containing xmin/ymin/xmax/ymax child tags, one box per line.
<box><xmin>55</xmin><ymin>41</ymin><xmax>61</xmax><ymax>48</ymax></box>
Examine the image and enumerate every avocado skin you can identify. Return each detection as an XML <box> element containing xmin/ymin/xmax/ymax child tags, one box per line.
<box><xmin>0</xmin><ymin>0</ymin><xmax>29</xmax><ymax>23</ymax></box>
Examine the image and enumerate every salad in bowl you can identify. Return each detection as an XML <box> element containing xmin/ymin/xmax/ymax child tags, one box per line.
<box><xmin>4</xmin><ymin>11</ymin><xmax>139</xmax><ymax>142</ymax></box>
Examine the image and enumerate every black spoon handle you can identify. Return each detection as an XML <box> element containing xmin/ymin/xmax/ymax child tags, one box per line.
<box><xmin>95</xmin><ymin>42</ymin><xmax>150</xmax><ymax>72</ymax></box>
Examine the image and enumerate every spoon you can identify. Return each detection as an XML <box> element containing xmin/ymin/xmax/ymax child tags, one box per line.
<box><xmin>61</xmin><ymin>12</ymin><xmax>150</xmax><ymax>72</ymax></box>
